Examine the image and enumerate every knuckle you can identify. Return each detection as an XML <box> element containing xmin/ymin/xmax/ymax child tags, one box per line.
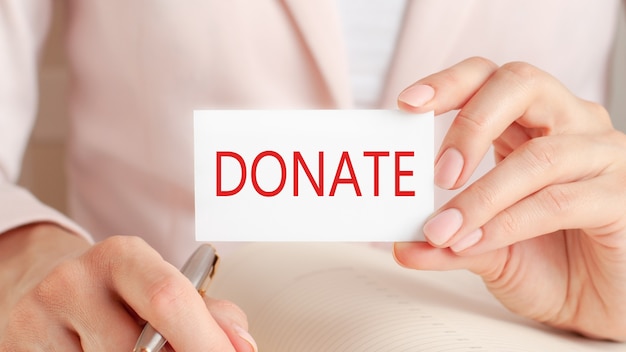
<box><xmin>441</xmin><ymin>57</ymin><xmax>496</xmax><ymax>89</ymax></box>
<box><xmin>521</xmin><ymin>137</ymin><xmax>560</xmax><ymax>172</ymax></box>
<box><xmin>32</xmin><ymin>261</ymin><xmax>80</xmax><ymax>308</ymax></box>
<box><xmin>146</xmin><ymin>275</ymin><xmax>189</xmax><ymax>318</ymax></box>
<box><xmin>89</xmin><ymin>235</ymin><xmax>148</xmax><ymax>275</ymax></box>
<box><xmin>584</xmin><ymin>100</ymin><xmax>612</xmax><ymax>126</ymax></box>
<box><xmin>97</xmin><ymin>235</ymin><xmax>147</xmax><ymax>257</ymax></box>
<box><xmin>454</xmin><ymin>108</ymin><xmax>489</xmax><ymax>133</ymax></box>
<box><xmin>539</xmin><ymin>185</ymin><xmax>574</xmax><ymax>215</ymax></box>
<box><xmin>467</xmin><ymin>56</ymin><xmax>499</xmax><ymax>72</ymax></box>
<box><xmin>496</xmin><ymin>62</ymin><xmax>543</xmax><ymax>96</ymax></box>
<box><xmin>434</xmin><ymin>57</ymin><xmax>497</xmax><ymax>108</ymax></box>
<box><xmin>497</xmin><ymin>208</ymin><xmax>523</xmax><ymax>235</ymax></box>
<box><xmin>466</xmin><ymin>181</ymin><xmax>498</xmax><ymax>210</ymax></box>
<box><xmin>499</xmin><ymin>61</ymin><xmax>540</xmax><ymax>83</ymax></box>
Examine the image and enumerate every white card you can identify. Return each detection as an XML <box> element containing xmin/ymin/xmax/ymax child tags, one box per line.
<box><xmin>194</xmin><ymin>110</ymin><xmax>434</xmax><ymax>242</ymax></box>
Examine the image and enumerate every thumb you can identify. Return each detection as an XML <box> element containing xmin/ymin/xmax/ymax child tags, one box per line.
<box><xmin>393</xmin><ymin>242</ymin><xmax>507</xmax><ymax>281</ymax></box>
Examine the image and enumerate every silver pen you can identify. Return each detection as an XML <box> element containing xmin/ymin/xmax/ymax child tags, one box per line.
<box><xmin>133</xmin><ymin>244</ymin><xmax>220</xmax><ymax>352</ymax></box>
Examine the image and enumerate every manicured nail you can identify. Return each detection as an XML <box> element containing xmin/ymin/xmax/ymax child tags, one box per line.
<box><xmin>450</xmin><ymin>228</ymin><xmax>483</xmax><ymax>252</ymax></box>
<box><xmin>392</xmin><ymin>242</ymin><xmax>408</xmax><ymax>267</ymax></box>
<box><xmin>398</xmin><ymin>84</ymin><xmax>435</xmax><ymax>108</ymax></box>
<box><xmin>234</xmin><ymin>325</ymin><xmax>258</xmax><ymax>352</ymax></box>
<box><xmin>434</xmin><ymin>148</ymin><xmax>464</xmax><ymax>189</ymax></box>
<box><xmin>423</xmin><ymin>208</ymin><xmax>463</xmax><ymax>246</ymax></box>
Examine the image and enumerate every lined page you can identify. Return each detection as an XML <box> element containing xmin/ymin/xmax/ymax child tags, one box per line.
<box><xmin>208</xmin><ymin>243</ymin><xmax>622</xmax><ymax>351</ymax></box>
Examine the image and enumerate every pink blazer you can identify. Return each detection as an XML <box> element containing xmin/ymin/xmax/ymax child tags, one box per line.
<box><xmin>0</xmin><ymin>0</ymin><xmax>621</xmax><ymax>265</ymax></box>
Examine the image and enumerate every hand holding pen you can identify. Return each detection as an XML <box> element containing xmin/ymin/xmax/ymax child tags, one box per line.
<box><xmin>131</xmin><ymin>243</ymin><xmax>258</xmax><ymax>352</ymax></box>
<box><xmin>0</xmin><ymin>230</ymin><xmax>256</xmax><ymax>351</ymax></box>
<box><xmin>134</xmin><ymin>244</ymin><xmax>220</xmax><ymax>352</ymax></box>
<box><xmin>134</xmin><ymin>244</ymin><xmax>258</xmax><ymax>352</ymax></box>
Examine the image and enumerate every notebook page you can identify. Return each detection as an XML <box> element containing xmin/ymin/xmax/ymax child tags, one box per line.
<box><xmin>208</xmin><ymin>243</ymin><xmax>622</xmax><ymax>351</ymax></box>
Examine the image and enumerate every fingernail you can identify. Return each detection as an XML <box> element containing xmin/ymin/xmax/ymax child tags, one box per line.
<box><xmin>398</xmin><ymin>84</ymin><xmax>435</xmax><ymax>108</ymax></box>
<box><xmin>392</xmin><ymin>242</ymin><xmax>411</xmax><ymax>267</ymax></box>
<box><xmin>450</xmin><ymin>228</ymin><xmax>483</xmax><ymax>252</ymax></box>
<box><xmin>423</xmin><ymin>208</ymin><xmax>463</xmax><ymax>246</ymax></box>
<box><xmin>393</xmin><ymin>242</ymin><xmax>411</xmax><ymax>252</ymax></box>
<box><xmin>434</xmin><ymin>148</ymin><xmax>464</xmax><ymax>189</ymax></box>
<box><xmin>234</xmin><ymin>325</ymin><xmax>258</xmax><ymax>352</ymax></box>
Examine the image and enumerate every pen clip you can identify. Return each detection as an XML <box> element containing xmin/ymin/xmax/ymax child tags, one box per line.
<box><xmin>179</xmin><ymin>243</ymin><xmax>219</xmax><ymax>297</ymax></box>
<box><xmin>198</xmin><ymin>252</ymin><xmax>219</xmax><ymax>297</ymax></box>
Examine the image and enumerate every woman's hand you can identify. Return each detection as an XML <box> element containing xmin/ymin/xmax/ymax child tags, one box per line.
<box><xmin>0</xmin><ymin>224</ymin><xmax>257</xmax><ymax>351</ymax></box>
<box><xmin>393</xmin><ymin>57</ymin><xmax>626</xmax><ymax>341</ymax></box>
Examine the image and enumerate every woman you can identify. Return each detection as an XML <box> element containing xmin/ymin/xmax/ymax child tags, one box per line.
<box><xmin>0</xmin><ymin>0</ymin><xmax>624</xmax><ymax>349</ymax></box>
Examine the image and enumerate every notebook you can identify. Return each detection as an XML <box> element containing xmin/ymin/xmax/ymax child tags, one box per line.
<box><xmin>208</xmin><ymin>242</ymin><xmax>622</xmax><ymax>351</ymax></box>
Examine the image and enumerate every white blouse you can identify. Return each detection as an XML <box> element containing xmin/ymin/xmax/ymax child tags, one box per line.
<box><xmin>337</xmin><ymin>0</ymin><xmax>407</xmax><ymax>108</ymax></box>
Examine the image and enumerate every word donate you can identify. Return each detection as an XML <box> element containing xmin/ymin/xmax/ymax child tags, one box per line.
<box><xmin>216</xmin><ymin>150</ymin><xmax>416</xmax><ymax>197</ymax></box>
<box><xmin>194</xmin><ymin>110</ymin><xmax>434</xmax><ymax>242</ymax></box>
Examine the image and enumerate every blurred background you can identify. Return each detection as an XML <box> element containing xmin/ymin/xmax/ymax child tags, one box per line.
<box><xmin>18</xmin><ymin>3</ymin><xmax>626</xmax><ymax>216</ymax></box>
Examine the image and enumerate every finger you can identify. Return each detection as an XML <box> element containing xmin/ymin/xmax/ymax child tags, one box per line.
<box><xmin>398</xmin><ymin>57</ymin><xmax>500</xmax><ymax>189</ymax></box>
<box><xmin>466</xmin><ymin>174</ymin><xmax>626</xmax><ymax>255</ymax></box>
<box><xmin>397</xmin><ymin>57</ymin><xmax>499</xmax><ymax>115</ymax></box>
<box><xmin>493</xmin><ymin>122</ymin><xmax>533</xmax><ymax>162</ymax></box>
<box><xmin>447</xmin><ymin>63</ymin><xmax>612</xmax><ymax>188</ymax></box>
<box><xmin>399</xmin><ymin>58</ymin><xmax>613</xmax><ymax>190</ymax></box>
<box><xmin>90</xmin><ymin>236</ymin><xmax>236</xmax><ymax>352</ymax></box>
<box><xmin>423</xmin><ymin>133</ymin><xmax>619</xmax><ymax>251</ymax></box>
<box><xmin>204</xmin><ymin>297</ymin><xmax>258</xmax><ymax>352</ymax></box>
<box><xmin>392</xmin><ymin>242</ymin><xmax>506</xmax><ymax>279</ymax></box>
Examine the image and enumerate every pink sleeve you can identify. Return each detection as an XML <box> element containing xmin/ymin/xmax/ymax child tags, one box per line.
<box><xmin>0</xmin><ymin>0</ymin><xmax>91</xmax><ymax>241</ymax></box>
